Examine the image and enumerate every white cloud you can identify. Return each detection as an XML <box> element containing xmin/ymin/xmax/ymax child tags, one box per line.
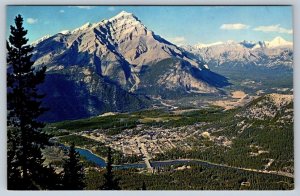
<box><xmin>26</xmin><ymin>18</ymin><xmax>38</xmax><ymax>24</ymax></box>
<box><xmin>253</xmin><ymin>24</ymin><xmax>293</xmax><ymax>34</ymax></box>
<box><xmin>168</xmin><ymin>36</ymin><xmax>186</xmax><ymax>45</ymax></box>
<box><xmin>59</xmin><ymin>9</ymin><xmax>65</xmax><ymax>13</ymax></box>
<box><xmin>75</xmin><ymin>6</ymin><xmax>94</xmax><ymax>10</ymax></box>
<box><xmin>220</xmin><ymin>23</ymin><xmax>249</xmax><ymax>30</ymax></box>
<box><xmin>108</xmin><ymin>6</ymin><xmax>115</xmax><ymax>11</ymax></box>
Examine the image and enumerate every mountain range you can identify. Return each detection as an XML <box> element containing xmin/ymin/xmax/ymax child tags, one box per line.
<box><xmin>32</xmin><ymin>11</ymin><xmax>229</xmax><ymax>122</ymax></box>
<box><xmin>31</xmin><ymin>11</ymin><xmax>293</xmax><ymax>122</ymax></box>
<box><xmin>182</xmin><ymin>36</ymin><xmax>293</xmax><ymax>69</ymax></box>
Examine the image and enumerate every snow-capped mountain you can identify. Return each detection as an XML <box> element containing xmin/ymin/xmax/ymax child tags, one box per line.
<box><xmin>31</xmin><ymin>34</ymin><xmax>51</xmax><ymax>46</ymax></box>
<box><xmin>264</xmin><ymin>36</ymin><xmax>293</xmax><ymax>48</ymax></box>
<box><xmin>32</xmin><ymin>11</ymin><xmax>229</xmax><ymax>122</ymax></box>
<box><xmin>182</xmin><ymin>37</ymin><xmax>293</xmax><ymax>69</ymax></box>
<box><xmin>33</xmin><ymin>11</ymin><xmax>228</xmax><ymax>94</ymax></box>
<box><xmin>194</xmin><ymin>41</ymin><xmax>224</xmax><ymax>49</ymax></box>
<box><xmin>194</xmin><ymin>37</ymin><xmax>292</xmax><ymax>50</ymax></box>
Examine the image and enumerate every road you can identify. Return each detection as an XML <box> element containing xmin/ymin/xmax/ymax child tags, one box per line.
<box><xmin>155</xmin><ymin>158</ymin><xmax>293</xmax><ymax>178</ymax></box>
<box><xmin>136</xmin><ymin>137</ymin><xmax>153</xmax><ymax>173</ymax></box>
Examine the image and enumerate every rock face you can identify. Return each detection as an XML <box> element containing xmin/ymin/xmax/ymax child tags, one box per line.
<box><xmin>32</xmin><ymin>11</ymin><xmax>229</xmax><ymax>122</ymax></box>
<box><xmin>183</xmin><ymin>37</ymin><xmax>293</xmax><ymax>69</ymax></box>
<box><xmin>236</xmin><ymin>93</ymin><xmax>293</xmax><ymax>121</ymax></box>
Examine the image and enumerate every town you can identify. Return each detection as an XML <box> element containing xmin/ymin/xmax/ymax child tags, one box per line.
<box><xmin>74</xmin><ymin>122</ymin><xmax>232</xmax><ymax>160</ymax></box>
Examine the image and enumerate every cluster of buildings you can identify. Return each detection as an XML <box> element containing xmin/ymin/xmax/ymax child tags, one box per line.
<box><xmin>78</xmin><ymin>123</ymin><xmax>208</xmax><ymax>159</ymax></box>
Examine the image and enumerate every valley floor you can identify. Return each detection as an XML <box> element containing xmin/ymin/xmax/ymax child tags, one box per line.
<box><xmin>44</xmin><ymin>92</ymin><xmax>294</xmax><ymax>190</ymax></box>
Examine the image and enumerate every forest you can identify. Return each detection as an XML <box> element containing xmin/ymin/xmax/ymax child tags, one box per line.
<box><xmin>84</xmin><ymin>163</ymin><xmax>294</xmax><ymax>190</ymax></box>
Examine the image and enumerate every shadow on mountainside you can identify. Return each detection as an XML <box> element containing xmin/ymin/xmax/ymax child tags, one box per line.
<box><xmin>190</xmin><ymin>67</ymin><xmax>231</xmax><ymax>88</ymax></box>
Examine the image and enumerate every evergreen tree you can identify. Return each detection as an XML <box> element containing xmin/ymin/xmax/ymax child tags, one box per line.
<box><xmin>7</xmin><ymin>127</ymin><xmax>22</xmax><ymax>189</ymax></box>
<box><xmin>62</xmin><ymin>143</ymin><xmax>85</xmax><ymax>190</ymax></box>
<box><xmin>7</xmin><ymin>14</ymin><xmax>51</xmax><ymax>190</ymax></box>
<box><xmin>141</xmin><ymin>181</ymin><xmax>147</xmax><ymax>190</ymax></box>
<box><xmin>100</xmin><ymin>147</ymin><xmax>121</xmax><ymax>190</ymax></box>
<box><xmin>36</xmin><ymin>163</ymin><xmax>63</xmax><ymax>190</ymax></box>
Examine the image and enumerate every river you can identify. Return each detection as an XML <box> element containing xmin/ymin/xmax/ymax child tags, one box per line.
<box><xmin>62</xmin><ymin>145</ymin><xmax>146</xmax><ymax>169</ymax></box>
<box><xmin>58</xmin><ymin>144</ymin><xmax>293</xmax><ymax>178</ymax></box>
<box><xmin>74</xmin><ymin>147</ymin><xmax>222</xmax><ymax>170</ymax></box>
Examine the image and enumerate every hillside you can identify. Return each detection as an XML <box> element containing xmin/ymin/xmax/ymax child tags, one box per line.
<box><xmin>156</xmin><ymin>93</ymin><xmax>294</xmax><ymax>174</ymax></box>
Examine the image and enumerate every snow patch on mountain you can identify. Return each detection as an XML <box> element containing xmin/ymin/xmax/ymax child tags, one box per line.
<box><xmin>71</xmin><ymin>22</ymin><xmax>93</xmax><ymax>33</ymax></box>
<box><xmin>195</xmin><ymin>42</ymin><xmax>224</xmax><ymax>49</ymax></box>
<box><xmin>31</xmin><ymin>34</ymin><xmax>51</xmax><ymax>46</ymax></box>
<box><xmin>59</xmin><ymin>30</ymin><xmax>71</xmax><ymax>35</ymax></box>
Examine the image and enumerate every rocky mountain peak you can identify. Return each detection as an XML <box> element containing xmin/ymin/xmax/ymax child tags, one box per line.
<box><xmin>71</xmin><ymin>22</ymin><xmax>93</xmax><ymax>33</ymax></box>
<box><xmin>265</xmin><ymin>36</ymin><xmax>292</xmax><ymax>48</ymax></box>
<box><xmin>31</xmin><ymin>34</ymin><xmax>51</xmax><ymax>46</ymax></box>
<box><xmin>109</xmin><ymin>11</ymin><xmax>136</xmax><ymax>21</ymax></box>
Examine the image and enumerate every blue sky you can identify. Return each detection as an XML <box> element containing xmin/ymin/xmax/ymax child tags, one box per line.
<box><xmin>6</xmin><ymin>6</ymin><xmax>293</xmax><ymax>45</ymax></box>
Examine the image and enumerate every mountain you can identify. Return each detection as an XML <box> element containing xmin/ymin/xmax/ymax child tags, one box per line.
<box><xmin>183</xmin><ymin>37</ymin><xmax>293</xmax><ymax>69</ymax></box>
<box><xmin>205</xmin><ymin>93</ymin><xmax>294</xmax><ymax>173</ymax></box>
<box><xmin>194</xmin><ymin>41</ymin><xmax>224</xmax><ymax>49</ymax></box>
<box><xmin>236</xmin><ymin>93</ymin><xmax>293</xmax><ymax>121</ymax></box>
<box><xmin>31</xmin><ymin>34</ymin><xmax>51</xmax><ymax>46</ymax></box>
<box><xmin>32</xmin><ymin>11</ymin><xmax>229</xmax><ymax>122</ymax></box>
<box><xmin>182</xmin><ymin>37</ymin><xmax>293</xmax><ymax>93</ymax></box>
<box><xmin>38</xmin><ymin>67</ymin><xmax>150</xmax><ymax>122</ymax></box>
<box><xmin>264</xmin><ymin>36</ymin><xmax>293</xmax><ymax>48</ymax></box>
